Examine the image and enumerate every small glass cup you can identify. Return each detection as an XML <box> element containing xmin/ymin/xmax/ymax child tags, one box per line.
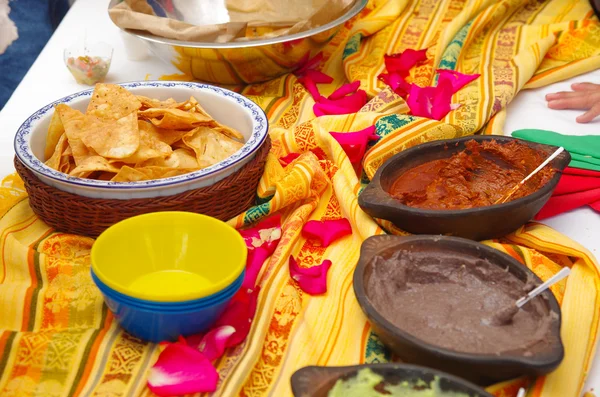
<box><xmin>64</xmin><ymin>41</ymin><xmax>113</xmax><ymax>85</ymax></box>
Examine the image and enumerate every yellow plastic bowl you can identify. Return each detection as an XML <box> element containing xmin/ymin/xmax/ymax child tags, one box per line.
<box><xmin>91</xmin><ymin>212</ymin><xmax>247</xmax><ymax>302</ymax></box>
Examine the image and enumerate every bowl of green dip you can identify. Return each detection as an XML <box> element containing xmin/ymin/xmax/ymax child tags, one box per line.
<box><xmin>290</xmin><ymin>363</ymin><xmax>493</xmax><ymax>397</ymax></box>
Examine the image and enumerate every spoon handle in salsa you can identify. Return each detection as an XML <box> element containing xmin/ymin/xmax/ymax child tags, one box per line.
<box><xmin>495</xmin><ymin>146</ymin><xmax>565</xmax><ymax>204</ymax></box>
<box><xmin>517</xmin><ymin>388</ymin><xmax>526</xmax><ymax>397</ymax></box>
<box><xmin>516</xmin><ymin>267</ymin><xmax>571</xmax><ymax>308</ymax></box>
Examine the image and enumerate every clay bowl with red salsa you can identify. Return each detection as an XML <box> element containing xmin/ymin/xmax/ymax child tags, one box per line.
<box><xmin>358</xmin><ymin>136</ymin><xmax>570</xmax><ymax>240</ymax></box>
<box><xmin>353</xmin><ymin>235</ymin><xmax>564</xmax><ymax>386</ymax></box>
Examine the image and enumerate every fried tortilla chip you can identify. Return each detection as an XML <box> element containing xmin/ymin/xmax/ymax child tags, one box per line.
<box><xmin>136</xmin><ymin>95</ymin><xmax>180</xmax><ymax>110</ymax></box>
<box><xmin>140</xmin><ymin>148</ymin><xmax>200</xmax><ymax>169</ymax></box>
<box><xmin>69</xmin><ymin>155</ymin><xmax>123</xmax><ymax>177</ymax></box>
<box><xmin>138</xmin><ymin>108</ymin><xmax>213</xmax><ymax>130</ymax></box>
<box><xmin>214</xmin><ymin>123</ymin><xmax>244</xmax><ymax>142</ymax></box>
<box><xmin>55</xmin><ymin>105</ymin><xmax>97</xmax><ymax>165</ymax></box>
<box><xmin>87</xmin><ymin>83</ymin><xmax>142</xmax><ymax>120</ymax></box>
<box><xmin>111</xmin><ymin>165</ymin><xmax>148</xmax><ymax>182</ymax></box>
<box><xmin>120</xmin><ymin>121</ymin><xmax>173</xmax><ymax>164</ymax></box>
<box><xmin>138</xmin><ymin>120</ymin><xmax>189</xmax><ymax>146</ymax></box>
<box><xmin>80</xmin><ymin>112</ymin><xmax>140</xmax><ymax>159</ymax></box>
<box><xmin>45</xmin><ymin>133</ymin><xmax>68</xmax><ymax>170</ymax></box>
<box><xmin>44</xmin><ymin>110</ymin><xmax>66</xmax><ymax>160</ymax></box>
<box><xmin>182</xmin><ymin>127</ymin><xmax>244</xmax><ymax>166</ymax></box>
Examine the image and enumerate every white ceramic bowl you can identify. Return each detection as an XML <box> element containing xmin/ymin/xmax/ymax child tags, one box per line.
<box><xmin>14</xmin><ymin>81</ymin><xmax>268</xmax><ymax>199</ymax></box>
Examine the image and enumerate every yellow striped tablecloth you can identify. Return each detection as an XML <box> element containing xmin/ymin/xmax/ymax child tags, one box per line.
<box><xmin>1</xmin><ymin>0</ymin><xmax>600</xmax><ymax>396</ymax></box>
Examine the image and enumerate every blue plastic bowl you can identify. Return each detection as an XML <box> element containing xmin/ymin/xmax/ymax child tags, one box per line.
<box><xmin>92</xmin><ymin>270</ymin><xmax>244</xmax><ymax>342</ymax></box>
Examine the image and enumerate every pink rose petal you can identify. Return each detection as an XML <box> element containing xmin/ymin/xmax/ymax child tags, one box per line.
<box><xmin>198</xmin><ymin>325</ymin><xmax>236</xmax><ymax>361</ymax></box>
<box><xmin>378</xmin><ymin>72</ymin><xmax>411</xmax><ymax>98</ymax></box>
<box><xmin>406</xmin><ymin>79</ymin><xmax>453</xmax><ymax>121</ymax></box>
<box><xmin>147</xmin><ymin>342</ymin><xmax>219</xmax><ymax>396</ymax></box>
<box><xmin>295</xmin><ymin>52</ymin><xmax>323</xmax><ymax>76</ymax></box>
<box><xmin>319</xmin><ymin>90</ymin><xmax>367</xmax><ymax>111</ymax></box>
<box><xmin>215</xmin><ymin>288</ymin><xmax>260</xmax><ymax>347</ymax></box>
<box><xmin>289</xmin><ymin>256</ymin><xmax>332</xmax><ymax>295</ymax></box>
<box><xmin>328</xmin><ymin>81</ymin><xmax>361</xmax><ymax>100</ymax></box>
<box><xmin>181</xmin><ymin>333</ymin><xmax>204</xmax><ymax>349</ymax></box>
<box><xmin>303</xmin><ymin>69</ymin><xmax>334</xmax><ymax>84</ymax></box>
<box><xmin>384</xmin><ymin>49</ymin><xmax>428</xmax><ymax>73</ymax></box>
<box><xmin>279</xmin><ymin>152</ymin><xmax>301</xmax><ymax>167</ymax></box>
<box><xmin>239</xmin><ymin>215</ymin><xmax>282</xmax><ymax>289</ymax></box>
<box><xmin>302</xmin><ymin>218</ymin><xmax>352</xmax><ymax>247</ymax></box>
<box><xmin>299</xmin><ymin>76</ymin><xmax>324</xmax><ymax>101</ymax></box>
<box><xmin>330</xmin><ymin>126</ymin><xmax>379</xmax><ymax>163</ymax></box>
<box><xmin>436</xmin><ymin>69</ymin><xmax>480</xmax><ymax>93</ymax></box>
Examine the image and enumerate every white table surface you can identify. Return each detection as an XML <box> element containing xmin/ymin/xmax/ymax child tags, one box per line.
<box><xmin>0</xmin><ymin>0</ymin><xmax>598</xmax><ymax>394</ymax></box>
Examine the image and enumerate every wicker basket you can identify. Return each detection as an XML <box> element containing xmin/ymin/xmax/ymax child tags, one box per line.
<box><xmin>15</xmin><ymin>137</ymin><xmax>271</xmax><ymax>238</ymax></box>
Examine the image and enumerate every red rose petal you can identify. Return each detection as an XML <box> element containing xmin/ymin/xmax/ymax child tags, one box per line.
<box><xmin>279</xmin><ymin>152</ymin><xmax>302</xmax><ymax>167</ymax></box>
<box><xmin>378</xmin><ymin>72</ymin><xmax>411</xmax><ymax>98</ymax></box>
<box><xmin>303</xmin><ymin>69</ymin><xmax>334</xmax><ymax>84</ymax></box>
<box><xmin>406</xmin><ymin>79</ymin><xmax>454</xmax><ymax>121</ymax></box>
<box><xmin>215</xmin><ymin>288</ymin><xmax>260</xmax><ymax>347</ymax></box>
<box><xmin>299</xmin><ymin>76</ymin><xmax>324</xmax><ymax>101</ymax></box>
<box><xmin>239</xmin><ymin>215</ymin><xmax>282</xmax><ymax>289</ymax></box>
<box><xmin>436</xmin><ymin>69</ymin><xmax>480</xmax><ymax>93</ymax></box>
<box><xmin>302</xmin><ymin>218</ymin><xmax>352</xmax><ymax>247</ymax></box>
<box><xmin>198</xmin><ymin>325</ymin><xmax>236</xmax><ymax>361</ymax></box>
<box><xmin>384</xmin><ymin>49</ymin><xmax>428</xmax><ymax>73</ymax></box>
<box><xmin>295</xmin><ymin>52</ymin><xmax>323</xmax><ymax>76</ymax></box>
<box><xmin>330</xmin><ymin>126</ymin><xmax>379</xmax><ymax>163</ymax></box>
<box><xmin>289</xmin><ymin>256</ymin><xmax>332</xmax><ymax>295</ymax></box>
<box><xmin>147</xmin><ymin>342</ymin><xmax>219</xmax><ymax>396</ymax></box>
<box><xmin>328</xmin><ymin>81</ymin><xmax>361</xmax><ymax>100</ymax></box>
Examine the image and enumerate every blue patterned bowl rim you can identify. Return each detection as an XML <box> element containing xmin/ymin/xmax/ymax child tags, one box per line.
<box><xmin>14</xmin><ymin>81</ymin><xmax>269</xmax><ymax>190</ymax></box>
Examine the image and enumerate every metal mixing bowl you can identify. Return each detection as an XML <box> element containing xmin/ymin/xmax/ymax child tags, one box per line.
<box><xmin>108</xmin><ymin>0</ymin><xmax>367</xmax><ymax>84</ymax></box>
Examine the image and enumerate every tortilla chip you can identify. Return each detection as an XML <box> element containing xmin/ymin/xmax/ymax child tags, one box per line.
<box><xmin>214</xmin><ymin>123</ymin><xmax>245</xmax><ymax>142</ymax></box>
<box><xmin>112</xmin><ymin>165</ymin><xmax>149</xmax><ymax>182</ymax></box>
<box><xmin>140</xmin><ymin>148</ymin><xmax>200</xmax><ymax>169</ymax></box>
<box><xmin>120</xmin><ymin>121</ymin><xmax>173</xmax><ymax>164</ymax></box>
<box><xmin>137</xmin><ymin>95</ymin><xmax>180</xmax><ymax>110</ymax></box>
<box><xmin>44</xmin><ymin>110</ymin><xmax>66</xmax><ymax>160</ymax></box>
<box><xmin>69</xmin><ymin>155</ymin><xmax>123</xmax><ymax>177</ymax></box>
<box><xmin>138</xmin><ymin>108</ymin><xmax>213</xmax><ymax>130</ymax></box>
<box><xmin>45</xmin><ymin>133</ymin><xmax>68</xmax><ymax>170</ymax></box>
<box><xmin>97</xmin><ymin>172</ymin><xmax>117</xmax><ymax>181</ymax></box>
<box><xmin>86</xmin><ymin>83</ymin><xmax>142</xmax><ymax>120</ymax></box>
<box><xmin>80</xmin><ymin>112</ymin><xmax>140</xmax><ymax>159</ymax></box>
<box><xmin>137</xmin><ymin>120</ymin><xmax>189</xmax><ymax>146</ymax></box>
<box><xmin>182</xmin><ymin>127</ymin><xmax>244</xmax><ymax>166</ymax></box>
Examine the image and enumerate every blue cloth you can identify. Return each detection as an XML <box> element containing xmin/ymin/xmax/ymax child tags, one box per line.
<box><xmin>0</xmin><ymin>0</ymin><xmax>70</xmax><ymax>110</ymax></box>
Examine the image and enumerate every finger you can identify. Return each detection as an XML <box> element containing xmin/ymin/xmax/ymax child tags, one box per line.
<box><xmin>547</xmin><ymin>92</ymin><xmax>600</xmax><ymax>110</ymax></box>
<box><xmin>546</xmin><ymin>91</ymin><xmax>579</xmax><ymax>101</ymax></box>
<box><xmin>576</xmin><ymin>104</ymin><xmax>600</xmax><ymax>123</ymax></box>
<box><xmin>571</xmin><ymin>82</ymin><xmax>600</xmax><ymax>92</ymax></box>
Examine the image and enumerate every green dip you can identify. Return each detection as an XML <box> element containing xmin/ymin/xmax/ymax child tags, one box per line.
<box><xmin>327</xmin><ymin>369</ymin><xmax>472</xmax><ymax>397</ymax></box>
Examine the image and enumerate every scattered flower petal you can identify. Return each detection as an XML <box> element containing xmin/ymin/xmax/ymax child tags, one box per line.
<box><xmin>318</xmin><ymin>90</ymin><xmax>367</xmax><ymax>112</ymax></box>
<box><xmin>295</xmin><ymin>52</ymin><xmax>323</xmax><ymax>76</ymax></box>
<box><xmin>330</xmin><ymin>126</ymin><xmax>379</xmax><ymax>164</ymax></box>
<box><xmin>436</xmin><ymin>69</ymin><xmax>480</xmax><ymax>93</ymax></box>
<box><xmin>279</xmin><ymin>152</ymin><xmax>301</xmax><ymax>167</ymax></box>
<box><xmin>299</xmin><ymin>76</ymin><xmax>324</xmax><ymax>101</ymax></box>
<box><xmin>289</xmin><ymin>256</ymin><xmax>332</xmax><ymax>295</ymax></box>
<box><xmin>406</xmin><ymin>79</ymin><xmax>453</xmax><ymax>120</ymax></box>
<box><xmin>148</xmin><ymin>342</ymin><xmax>219</xmax><ymax>396</ymax></box>
<box><xmin>378</xmin><ymin>72</ymin><xmax>411</xmax><ymax>98</ymax></box>
<box><xmin>239</xmin><ymin>216</ymin><xmax>282</xmax><ymax>289</ymax></box>
<box><xmin>378</xmin><ymin>49</ymin><xmax>428</xmax><ymax>98</ymax></box>
<box><xmin>328</xmin><ymin>81</ymin><xmax>361</xmax><ymax>100</ymax></box>
<box><xmin>198</xmin><ymin>326</ymin><xmax>236</xmax><ymax>361</ymax></box>
<box><xmin>215</xmin><ymin>287</ymin><xmax>260</xmax><ymax>347</ymax></box>
<box><xmin>181</xmin><ymin>332</ymin><xmax>204</xmax><ymax>349</ymax></box>
<box><xmin>303</xmin><ymin>69</ymin><xmax>334</xmax><ymax>84</ymax></box>
<box><xmin>384</xmin><ymin>49</ymin><xmax>428</xmax><ymax>73</ymax></box>
<box><xmin>302</xmin><ymin>218</ymin><xmax>352</xmax><ymax>247</ymax></box>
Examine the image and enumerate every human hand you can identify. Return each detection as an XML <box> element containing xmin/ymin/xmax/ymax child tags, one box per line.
<box><xmin>546</xmin><ymin>82</ymin><xmax>600</xmax><ymax>123</ymax></box>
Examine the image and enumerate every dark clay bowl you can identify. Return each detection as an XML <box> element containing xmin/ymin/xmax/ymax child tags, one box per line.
<box><xmin>353</xmin><ymin>235</ymin><xmax>564</xmax><ymax>386</ymax></box>
<box><xmin>291</xmin><ymin>363</ymin><xmax>493</xmax><ymax>397</ymax></box>
<box><xmin>358</xmin><ymin>135</ymin><xmax>571</xmax><ymax>240</ymax></box>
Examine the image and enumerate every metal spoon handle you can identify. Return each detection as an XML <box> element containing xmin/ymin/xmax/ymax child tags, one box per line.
<box><xmin>516</xmin><ymin>267</ymin><xmax>571</xmax><ymax>308</ymax></box>
<box><xmin>517</xmin><ymin>388</ymin><xmax>526</xmax><ymax>397</ymax></box>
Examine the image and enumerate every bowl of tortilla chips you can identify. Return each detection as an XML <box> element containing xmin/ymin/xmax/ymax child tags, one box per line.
<box><xmin>14</xmin><ymin>82</ymin><xmax>268</xmax><ymax>200</ymax></box>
